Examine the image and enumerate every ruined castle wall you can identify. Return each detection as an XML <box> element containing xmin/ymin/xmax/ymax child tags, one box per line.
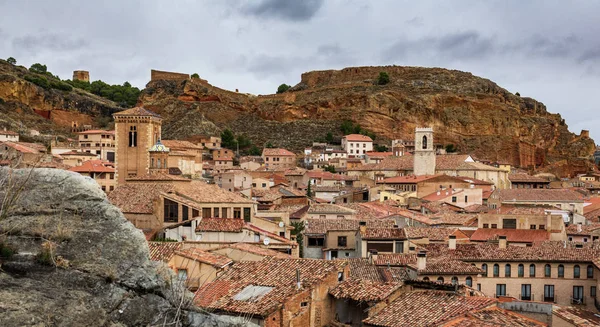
<box><xmin>73</xmin><ymin>70</ymin><xmax>90</xmax><ymax>82</ymax></box>
<box><xmin>151</xmin><ymin>69</ymin><xmax>189</xmax><ymax>81</ymax></box>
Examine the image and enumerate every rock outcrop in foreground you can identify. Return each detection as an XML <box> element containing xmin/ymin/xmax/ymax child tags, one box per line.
<box><xmin>0</xmin><ymin>168</ymin><xmax>254</xmax><ymax>327</ymax></box>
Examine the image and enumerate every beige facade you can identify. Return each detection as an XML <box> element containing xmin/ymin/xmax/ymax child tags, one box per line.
<box><xmin>218</xmin><ymin>171</ymin><xmax>252</xmax><ymax>192</ymax></box>
<box><xmin>77</xmin><ymin>130</ymin><xmax>115</xmax><ymax>162</ymax></box>
<box><xmin>169</xmin><ymin>252</ymin><xmax>228</xmax><ymax>290</ymax></box>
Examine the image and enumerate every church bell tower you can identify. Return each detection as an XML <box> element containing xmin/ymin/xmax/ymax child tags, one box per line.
<box><xmin>413</xmin><ymin>127</ymin><xmax>436</xmax><ymax>176</ymax></box>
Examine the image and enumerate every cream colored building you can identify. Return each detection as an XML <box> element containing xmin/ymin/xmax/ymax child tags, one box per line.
<box><xmin>77</xmin><ymin>129</ymin><xmax>115</xmax><ymax>162</ymax></box>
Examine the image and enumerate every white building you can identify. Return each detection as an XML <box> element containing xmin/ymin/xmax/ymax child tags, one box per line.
<box><xmin>341</xmin><ymin>134</ymin><xmax>373</xmax><ymax>157</ymax></box>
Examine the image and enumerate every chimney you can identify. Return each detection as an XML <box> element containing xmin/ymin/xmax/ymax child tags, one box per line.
<box><xmin>359</xmin><ymin>221</ymin><xmax>367</xmax><ymax>234</ymax></box>
<box><xmin>448</xmin><ymin>235</ymin><xmax>456</xmax><ymax>250</ymax></box>
<box><xmin>499</xmin><ymin>235</ymin><xmax>507</xmax><ymax>249</ymax></box>
<box><xmin>417</xmin><ymin>251</ymin><xmax>427</xmax><ymax>270</ymax></box>
<box><xmin>577</xmin><ymin>222</ymin><xmax>582</xmax><ymax>233</ymax></box>
<box><xmin>296</xmin><ymin>268</ymin><xmax>301</xmax><ymax>290</ymax></box>
<box><xmin>370</xmin><ymin>249</ymin><xmax>379</xmax><ymax>264</ymax></box>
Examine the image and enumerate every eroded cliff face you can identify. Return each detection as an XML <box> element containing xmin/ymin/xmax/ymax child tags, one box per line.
<box><xmin>0</xmin><ymin>60</ymin><xmax>120</xmax><ymax>134</ymax></box>
<box><xmin>0</xmin><ymin>168</ymin><xmax>254</xmax><ymax>327</ymax></box>
<box><xmin>139</xmin><ymin>66</ymin><xmax>595</xmax><ymax>175</ymax></box>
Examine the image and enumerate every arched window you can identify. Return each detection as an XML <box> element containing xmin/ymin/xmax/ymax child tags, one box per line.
<box><xmin>422</xmin><ymin>135</ymin><xmax>428</xmax><ymax>149</ymax></box>
<box><xmin>423</xmin><ymin>277</ymin><xmax>429</xmax><ymax>281</ymax></box>
<box><xmin>558</xmin><ymin>265</ymin><xmax>564</xmax><ymax>278</ymax></box>
<box><xmin>545</xmin><ymin>264</ymin><xmax>551</xmax><ymax>277</ymax></box>
<box><xmin>163</xmin><ymin>159</ymin><xmax>167</xmax><ymax>168</ymax></box>
<box><xmin>493</xmin><ymin>264</ymin><xmax>500</xmax><ymax>277</ymax></box>
<box><xmin>529</xmin><ymin>264</ymin><xmax>536</xmax><ymax>277</ymax></box>
<box><xmin>574</xmin><ymin>265</ymin><xmax>580</xmax><ymax>278</ymax></box>
<box><xmin>587</xmin><ymin>265</ymin><xmax>594</xmax><ymax>278</ymax></box>
<box><xmin>437</xmin><ymin>277</ymin><xmax>444</xmax><ymax>283</ymax></box>
<box><xmin>466</xmin><ymin>276</ymin><xmax>473</xmax><ymax>287</ymax></box>
<box><xmin>482</xmin><ymin>264</ymin><xmax>488</xmax><ymax>277</ymax></box>
<box><xmin>151</xmin><ymin>158</ymin><xmax>155</xmax><ymax>168</ymax></box>
<box><xmin>451</xmin><ymin>276</ymin><xmax>458</xmax><ymax>285</ymax></box>
<box><xmin>129</xmin><ymin>126</ymin><xmax>137</xmax><ymax>147</ymax></box>
<box><xmin>505</xmin><ymin>264</ymin><xmax>511</xmax><ymax>277</ymax></box>
<box><xmin>157</xmin><ymin>159</ymin><xmax>161</xmax><ymax>169</ymax></box>
<box><xmin>518</xmin><ymin>264</ymin><xmax>524</xmax><ymax>277</ymax></box>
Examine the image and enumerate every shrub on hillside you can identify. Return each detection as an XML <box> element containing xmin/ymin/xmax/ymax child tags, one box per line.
<box><xmin>377</xmin><ymin>72</ymin><xmax>390</xmax><ymax>85</ymax></box>
<box><xmin>277</xmin><ymin>84</ymin><xmax>291</xmax><ymax>94</ymax></box>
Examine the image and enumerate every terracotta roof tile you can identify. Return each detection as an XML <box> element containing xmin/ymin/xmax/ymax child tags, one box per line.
<box><xmin>262</xmin><ymin>148</ymin><xmax>295</xmax><ymax>156</ymax></box>
<box><xmin>552</xmin><ymin>305</ymin><xmax>600</xmax><ymax>326</ymax></box>
<box><xmin>404</xmin><ymin>227</ymin><xmax>458</xmax><ymax>241</ymax></box>
<box><xmin>147</xmin><ymin>241</ymin><xmax>183</xmax><ymax>262</ymax></box>
<box><xmin>113</xmin><ymin>106</ymin><xmax>160</xmax><ymax>117</ymax></box>
<box><xmin>211</xmin><ymin>243</ymin><xmax>292</xmax><ymax>259</ymax></box>
<box><xmin>168</xmin><ymin>180</ymin><xmax>254</xmax><ymax>203</ymax></box>
<box><xmin>161</xmin><ymin>139</ymin><xmax>203</xmax><ymax>150</ymax></box>
<box><xmin>344</xmin><ymin>134</ymin><xmax>373</xmax><ymax>142</ymax></box>
<box><xmin>361</xmin><ymin>227</ymin><xmax>406</xmax><ymax>240</ymax></box>
<box><xmin>68</xmin><ymin>159</ymin><xmax>115</xmax><ymax>173</ymax></box>
<box><xmin>362</xmin><ymin>290</ymin><xmax>496</xmax><ymax>327</ymax></box>
<box><xmin>470</xmin><ymin>228</ymin><xmax>550</xmax><ymax>243</ymax></box>
<box><xmin>196</xmin><ymin>218</ymin><xmax>245</xmax><ymax>232</ymax></box>
<box><xmin>509</xmin><ymin>173</ymin><xmax>549</xmax><ymax>183</ymax></box>
<box><xmin>329</xmin><ymin>280</ymin><xmax>401</xmax><ymax>302</ymax></box>
<box><xmin>77</xmin><ymin>129</ymin><xmax>115</xmax><ymax>135</ymax></box>
<box><xmin>307</xmin><ymin>203</ymin><xmax>355</xmax><ymax>215</ymax></box>
<box><xmin>304</xmin><ymin>218</ymin><xmax>394</xmax><ymax>235</ymax></box>
<box><xmin>108</xmin><ymin>183</ymin><xmax>175</xmax><ymax>214</ymax></box>
<box><xmin>443</xmin><ymin>306</ymin><xmax>547</xmax><ymax>327</ymax></box>
<box><xmin>175</xmin><ymin>248</ymin><xmax>233</xmax><ymax>268</ymax></box>
<box><xmin>495</xmin><ymin>189</ymin><xmax>585</xmax><ymax>202</ymax></box>
<box><xmin>343</xmin><ymin>258</ymin><xmax>384</xmax><ymax>282</ymax></box>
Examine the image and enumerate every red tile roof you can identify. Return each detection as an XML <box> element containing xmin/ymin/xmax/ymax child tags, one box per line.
<box><xmin>0</xmin><ymin>141</ymin><xmax>42</xmax><ymax>154</ymax></box>
<box><xmin>552</xmin><ymin>305</ymin><xmax>600</xmax><ymax>326</ymax></box>
<box><xmin>194</xmin><ymin>258</ymin><xmax>345</xmax><ymax>317</ymax></box>
<box><xmin>113</xmin><ymin>106</ymin><xmax>160</xmax><ymax>117</ymax></box>
<box><xmin>381</xmin><ymin>174</ymin><xmax>441</xmax><ymax>184</ymax></box>
<box><xmin>509</xmin><ymin>173</ymin><xmax>549</xmax><ymax>183</ymax></box>
<box><xmin>404</xmin><ymin>227</ymin><xmax>458</xmax><ymax>241</ymax></box>
<box><xmin>442</xmin><ymin>306</ymin><xmax>547</xmax><ymax>327</ymax></box>
<box><xmin>77</xmin><ymin>129</ymin><xmax>115</xmax><ymax>135</ymax></box>
<box><xmin>362</xmin><ymin>291</ymin><xmax>496</xmax><ymax>327</ymax></box>
<box><xmin>307</xmin><ymin>203</ymin><xmax>356</xmax><ymax>215</ymax></box>
<box><xmin>68</xmin><ymin>160</ymin><xmax>115</xmax><ymax>173</ymax></box>
<box><xmin>211</xmin><ymin>243</ymin><xmax>292</xmax><ymax>259</ymax></box>
<box><xmin>565</xmin><ymin>223</ymin><xmax>600</xmax><ymax>236</ymax></box>
<box><xmin>495</xmin><ymin>189</ymin><xmax>585</xmax><ymax>202</ymax></box>
<box><xmin>329</xmin><ymin>280</ymin><xmax>401</xmax><ymax>302</ymax></box>
<box><xmin>304</xmin><ymin>218</ymin><xmax>395</xmax><ymax>235</ymax></box>
<box><xmin>108</xmin><ymin>183</ymin><xmax>175</xmax><ymax>214</ymax></box>
<box><xmin>344</xmin><ymin>134</ymin><xmax>373</xmax><ymax>142</ymax></box>
<box><xmin>147</xmin><ymin>241</ymin><xmax>183</xmax><ymax>262</ymax></box>
<box><xmin>469</xmin><ymin>228</ymin><xmax>550</xmax><ymax>243</ymax></box>
<box><xmin>161</xmin><ymin>139</ymin><xmax>203</xmax><ymax>150</ymax></box>
<box><xmin>361</xmin><ymin>227</ymin><xmax>406</xmax><ymax>240</ymax></box>
<box><xmin>261</xmin><ymin>148</ymin><xmax>295</xmax><ymax>156</ymax></box>
<box><xmin>175</xmin><ymin>248</ymin><xmax>233</xmax><ymax>268</ymax></box>
<box><xmin>196</xmin><ymin>218</ymin><xmax>245</xmax><ymax>233</ymax></box>
<box><xmin>0</xmin><ymin>129</ymin><xmax>18</xmax><ymax>136</ymax></box>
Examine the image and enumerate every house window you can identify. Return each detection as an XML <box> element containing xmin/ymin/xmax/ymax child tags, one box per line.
<box><xmin>496</xmin><ymin>284</ymin><xmax>506</xmax><ymax>297</ymax></box>
<box><xmin>437</xmin><ymin>277</ymin><xmax>444</xmax><ymax>283</ymax></box>
<box><xmin>493</xmin><ymin>264</ymin><xmax>499</xmax><ymax>277</ymax></box>
<box><xmin>518</xmin><ymin>264</ymin><xmax>524</xmax><ymax>277</ymax></box>
<box><xmin>483</xmin><ymin>224</ymin><xmax>489</xmax><ymax>228</ymax></box>
<box><xmin>558</xmin><ymin>265</ymin><xmax>564</xmax><ymax>278</ymax></box>
<box><xmin>587</xmin><ymin>265</ymin><xmax>594</xmax><ymax>278</ymax></box>
<box><xmin>451</xmin><ymin>276</ymin><xmax>458</xmax><ymax>285</ymax></box>
<box><xmin>222</xmin><ymin>208</ymin><xmax>228</xmax><ymax>219</ymax></box>
<box><xmin>192</xmin><ymin>209</ymin><xmax>199</xmax><ymax>218</ymax></box>
<box><xmin>109</xmin><ymin>173</ymin><xmax>114</xmax><ymax>180</ymax></box>
<box><xmin>367</xmin><ymin>242</ymin><xmax>393</xmax><ymax>253</ymax></box>
<box><xmin>308</xmin><ymin>237</ymin><xmax>324</xmax><ymax>246</ymax></box>
<box><xmin>177</xmin><ymin>269</ymin><xmax>187</xmax><ymax>281</ymax></box>
<box><xmin>539</xmin><ymin>225</ymin><xmax>545</xmax><ymax>230</ymax></box>
<box><xmin>423</xmin><ymin>277</ymin><xmax>429</xmax><ymax>281</ymax></box>
<box><xmin>466</xmin><ymin>276</ymin><xmax>472</xmax><ymax>287</ymax></box>
<box><xmin>477</xmin><ymin>283</ymin><xmax>481</xmax><ymax>291</ymax></box>
<box><xmin>451</xmin><ymin>196</ymin><xmax>457</xmax><ymax>203</ymax></box>
<box><xmin>521</xmin><ymin>284</ymin><xmax>532</xmax><ymax>301</ymax></box>
<box><xmin>591</xmin><ymin>286</ymin><xmax>597</xmax><ymax>298</ymax></box>
<box><xmin>574</xmin><ymin>265</ymin><xmax>580</xmax><ymax>278</ymax></box>
<box><xmin>530</xmin><ymin>264</ymin><xmax>536</xmax><ymax>277</ymax></box>
<box><xmin>573</xmin><ymin>286</ymin><xmax>584</xmax><ymax>303</ymax></box>
<box><xmin>214</xmin><ymin>208</ymin><xmax>220</xmax><ymax>218</ymax></box>
<box><xmin>202</xmin><ymin>208</ymin><xmax>211</xmax><ymax>218</ymax></box>
<box><xmin>319</xmin><ymin>215</ymin><xmax>326</xmax><ymax>219</ymax></box>
<box><xmin>482</xmin><ymin>264</ymin><xmax>488</xmax><ymax>276</ymax></box>
<box><xmin>233</xmin><ymin>208</ymin><xmax>241</xmax><ymax>219</ymax></box>
<box><xmin>395</xmin><ymin>241</ymin><xmax>404</xmax><ymax>253</ymax></box>
<box><xmin>163</xmin><ymin>199</ymin><xmax>178</xmax><ymax>222</ymax></box>
<box><xmin>544</xmin><ymin>285</ymin><xmax>555</xmax><ymax>302</ymax></box>
<box><xmin>129</xmin><ymin>126</ymin><xmax>137</xmax><ymax>147</ymax></box>
<box><xmin>338</xmin><ymin>272</ymin><xmax>344</xmax><ymax>282</ymax></box>
<box><xmin>503</xmin><ymin>219</ymin><xmax>517</xmax><ymax>229</ymax></box>
<box><xmin>422</xmin><ymin>135</ymin><xmax>427</xmax><ymax>149</ymax></box>
<box><xmin>262</xmin><ymin>183</ymin><xmax>267</xmax><ymax>187</ymax></box>
<box><xmin>464</xmin><ymin>196</ymin><xmax>468</xmax><ymax>202</ymax></box>
<box><xmin>101</xmin><ymin>186</ymin><xmax>106</xmax><ymax>192</ymax></box>
<box><xmin>338</xmin><ymin>236</ymin><xmax>347</xmax><ymax>247</ymax></box>
<box><xmin>252</xmin><ymin>183</ymin><xmax>256</xmax><ymax>187</ymax></box>
<box><xmin>545</xmin><ymin>264</ymin><xmax>551</xmax><ymax>277</ymax></box>
<box><xmin>182</xmin><ymin>205</ymin><xmax>189</xmax><ymax>221</ymax></box>
<box><xmin>505</xmin><ymin>264</ymin><xmax>511</xmax><ymax>277</ymax></box>
<box><xmin>491</xmin><ymin>224</ymin><xmax>497</xmax><ymax>229</ymax></box>
<box><xmin>530</xmin><ymin>225</ymin><xmax>536</xmax><ymax>229</ymax></box>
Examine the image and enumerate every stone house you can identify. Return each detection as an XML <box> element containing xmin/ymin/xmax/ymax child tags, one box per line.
<box><xmin>0</xmin><ymin>141</ymin><xmax>49</xmax><ymax>167</ymax></box>
<box><xmin>342</xmin><ymin>134</ymin><xmax>373</xmax><ymax>157</ymax></box>
<box><xmin>77</xmin><ymin>129</ymin><xmax>115</xmax><ymax>162</ymax></box>
<box><xmin>509</xmin><ymin>173</ymin><xmax>550</xmax><ymax>189</ymax></box>
<box><xmin>68</xmin><ymin>159</ymin><xmax>116</xmax><ymax>193</ymax></box>
<box><xmin>217</xmin><ymin>170</ymin><xmax>252</xmax><ymax>192</ymax></box>
<box><xmin>488</xmin><ymin>189</ymin><xmax>585</xmax><ymax>214</ymax></box>
<box><xmin>194</xmin><ymin>258</ymin><xmax>349</xmax><ymax>327</ymax></box>
<box><xmin>0</xmin><ymin>128</ymin><xmax>19</xmax><ymax>142</ymax></box>
<box><xmin>168</xmin><ymin>247</ymin><xmax>233</xmax><ymax>290</ymax></box>
<box><xmin>59</xmin><ymin>151</ymin><xmax>98</xmax><ymax>167</ymax></box>
<box><xmin>306</xmin><ymin>203</ymin><xmax>356</xmax><ymax>219</ymax></box>
<box><xmin>210</xmin><ymin>242</ymin><xmax>292</xmax><ymax>262</ymax></box>
<box><xmin>262</xmin><ymin>148</ymin><xmax>297</xmax><ymax>170</ymax></box>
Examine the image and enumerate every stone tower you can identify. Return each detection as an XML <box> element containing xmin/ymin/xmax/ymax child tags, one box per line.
<box><xmin>73</xmin><ymin>70</ymin><xmax>90</xmax><ymax>82</ymax></box>
<box><xmin>413</xmin><ymin>127</ymin><xmax>436</xmax><ymax>176</ymax></box>
<box><xmin>113</xmin><ymin>107</ymin><xmax>162</xmax><ymax>185</ymax></box>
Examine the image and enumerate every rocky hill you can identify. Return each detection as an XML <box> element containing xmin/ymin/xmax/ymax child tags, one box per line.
<box><xmin>0</xmin><ymin>59</ymin><xmax>121</xmax><ymax>139</ymax></box>
<box><xmin>139</xmin><ymin>66</ymin><xmax>595</xmax><ymax>176</ymax></box>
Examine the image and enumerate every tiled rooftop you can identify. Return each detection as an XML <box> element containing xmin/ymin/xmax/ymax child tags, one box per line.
<box><xmin>494</xmin><ymin>188</ymin><xmax>585</xmax><ymax>202</ymax></box>
<box><xmin>307</xmin><ymin>203</ymin><xmax>356</xmax><ymax>215</ymax></box>
<box><xmin>68</xmin><ymin>159</ymin><xmax>114</xmax><ymax>173</ymax></box>
<box><xmin>113</xmin><ymin>106</ymin><xmax>160</xmax><ymax>117</ymax></box>
<box><xmin>211</xmin><ymin>243</ymin><xmax>291</xmax><ymax>259</ymax></box>
<box><xmin>108</xmin><ymin>183</ymin><xmax>175</xmax><ymax>214</ymax></box>
<box><xmin>329</xmin><ymin>280</ymin><xmax>401</xmax><ymax>302</ymax></box>
<box><xmin>169</xmin><ymin>180</ymin><xmax>254</xmax><ymax>204</ymax></box>
<box><xmin>196</xmin><ymin>218</ymin><xmax>245</xmax><ymax>232</ymax></box>
<box><xmin>175</xmin><ymin>248</ymin><xmax>233</xmax><ymax>268</ymax></box>
<box><xmin>509</xmin><ymin>173</ymin><xmax>549</xmax><ymax>183</ymax></box>
<box><xmin>362</xmin><ymin>290</ymin><xmax>496</xmax><ymax>327</ymax></box>
<box><xmin>161</xmin><ymin>139</ymin><xmax>203</xmax><ymax>150</ymax></box>
<box><xmin>552</xmin><ymin>305</ymin><xmax>600</xmax><ymax>326</ymax></box>
<box><xmin>404</xmin><ymin>227</ymin><xmax>457</xmax><ymax>241</ymax></box>
<box><xmin>470</xmin><ymin>228</ymin><xmax>550</xmax><ymax>243</ymax></box>
<box><xmin>194</xmin><ymin>258</ymin><xmax>345</xmax><ymax>317</ymax></box>
<box><xmin>304</xmin><ymin>218</ymin><xmax>395</xmax><ymax>234</ymax></box>
<box><xmin>344</xmin><ymin>134</ymin><xmax>373</xmax><ymax>142</ymax></box>
<box><xmin>566</xmin><ymin>223</ymin><xmax>600</xmax><ymax>236</ymax></box>
<box><xmin>443</xmin><ymin>306</ymin><xmax>547</xmax><ymax>327</ymax></box>
<box><xmin>147</xmin><ymin>241</ymin><xmax>183</xmax><ymax>262</ymax></box>
<box><xmin>261</xmin><ymin>148</ymin><xmax>295</xmax><ymax>156</ymax></box>
<box><xmin>361</xmin><ymin>227</ymin><xmax>406</xmax><ymax>240</ymax></box>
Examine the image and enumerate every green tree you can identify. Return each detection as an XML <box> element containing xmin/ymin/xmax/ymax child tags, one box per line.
<box><xmin>277</xmin><ymin>84</ymin><xmax>291</xmax><ymax>94</ymax></box>
<box><xmin>377</xmin><ymin>72</ymin><xmax>390</xmax><ymax>85</ymax></box>
<box><xmin>191</xmin><ymin>73</ymin><xmax>200</xmax><ymax>79</ymax></box>
<box><xmin>340</xmin><ymin>120</ymin><xmax>354</xmax><ymax>135</ymax></box>
<box><xmin>445</xmin><ymin>144</ymin><xmax>458</xmax><ymax>153</ymax></box>
<box><xmin>249</xmin><ymin>145</ymin><xmax>261</xmax><ymax>156</ymax></box>
<box><xmin>324</xmin><ymin>165</ymin><xmax>336</xmax><ymax>173</ymax></box>
<box><xmin>265</xmin><ymin>142</ymin><xmax>275</xmax><ymax>148</ymax></box>
<box><xmin>325</xmin><ymin>132</ymin><xmax>334</xmax><ymax>144</ymax></box>
<box><xmin>6</xmin><ymin>57</ymin><xmax>16</xmax><ymax>65</ymax></box>
<box><xmin>123</xmin><ymin>81</ymin><xmax>131</xmax><ymax>88</ymax></box>
<box><xmin>220</xmin><ymin>129</ymin><xmax>236</xmax><ymax>149</ymax></box>
<box><xmin>291</xmin><ymin>221</ymin><xmax>305</xmax><ymax>258</ymax></box>
<box><xmin>515</xmin><ymin>92</ymin><xmax>521</xmax><ymax>97</ymax></box>
<box><xmin>374</xmin><ymin>144</ymin><xmax>388</xmax><ymax>152</ymax></box>
<box><xmin>29</xmin><ymin>63</ymin><xmax>48</xmax><ymax>74</ymax></box>
<box><xmin>306</xmin><ymin>180</ymin><xmax>312</xmax><ymax>197</ymax></box>
<box><xmin>236</xmin><ymin>134</ymin><xmax>252</xmax><ymax>149</ymax></box>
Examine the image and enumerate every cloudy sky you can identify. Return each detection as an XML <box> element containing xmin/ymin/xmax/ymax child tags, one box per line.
<box><xmin>1</xmin><ymin>1</ymin><xmax>599</xmax><ymax>141</ymax></box>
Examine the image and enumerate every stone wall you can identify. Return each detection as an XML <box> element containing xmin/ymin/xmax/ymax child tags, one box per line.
<box><xmin>73</xmin><ymin>70</ymin><xmax>90</xmax><ymax>82</ymax></box>
<box><xmin>151</xmin><ymin>69</ymin><xmax>189</xmax><ymax>81</ymax></box>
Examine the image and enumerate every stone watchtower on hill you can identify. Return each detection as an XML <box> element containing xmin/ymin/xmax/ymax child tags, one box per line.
<box><xmin>413</xmin><ymin>127</ymin><xmax>436</xmax><ymax>176</ymax></box>
<box><xmin>73</xmin><ymin>70</ymin><xmax>90</xmax><ymax>82</ymax></box>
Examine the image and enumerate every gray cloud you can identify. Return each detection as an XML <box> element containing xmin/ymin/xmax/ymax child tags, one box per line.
<box><xmin>241</xmin><ymin>0</ymin><xmax>324</xmax><ymax>21</ymax></box>
<box><xmin>12</xmin><ymin>33</ymin><xmax>88</xmax><ymax>53</ymax></box>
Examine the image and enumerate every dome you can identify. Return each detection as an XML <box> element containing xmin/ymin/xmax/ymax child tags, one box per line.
<box><xmin>149</xmin><ymin>139</ymin><xmax>170</xmax><ymax>152</ymax></box>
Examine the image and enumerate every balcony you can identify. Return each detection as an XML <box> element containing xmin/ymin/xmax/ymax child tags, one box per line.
<box><xmin>519</xmin><ymin>294</ymin><xmax>534</xmax><ymax>301</ymax></box>
<box><xmin>543</xmin><ymin>296</ymin><xmax>556</xmax><ymax>303</ymax></box>
<box><xmin>571</xmin><ymin>297</ymin><xmax>585</xmax><ymax>305</ymax></box>
<box><xmin>494</xmin><ymin>293</ymin><xmax>510</xmax><ymax>298</ymax></box>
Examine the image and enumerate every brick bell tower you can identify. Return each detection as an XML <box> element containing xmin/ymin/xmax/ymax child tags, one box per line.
<box><xmin>113</xmin><ymin>107</ymin><xmax>162</xmax><ymax>185</ymax></box>
<box><xmin>413</xmin><ymin>127</ymin><xmax>436</xmax><ymax>176</ymax></box>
